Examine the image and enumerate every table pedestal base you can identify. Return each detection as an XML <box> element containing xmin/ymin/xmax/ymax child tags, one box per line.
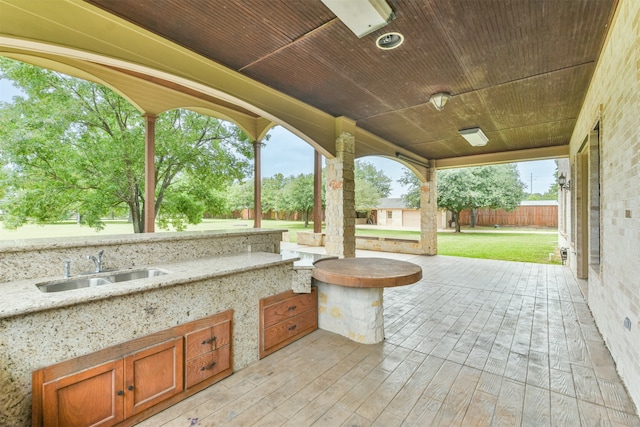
<box><xmin>315</xmin><ymin>280</ymin><xmax>384</xmax><ymax>344</ymax></box>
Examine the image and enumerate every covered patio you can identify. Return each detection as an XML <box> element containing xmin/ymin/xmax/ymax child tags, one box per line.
<box><xmin>138</xmin><ymin>251</ymin><xmax>639</xmax><ymax>426</ymax></box>
<box><xmin>1</xmin><ymin>0</ymin><xmax>639</xmax><ymax>425</ymax></box>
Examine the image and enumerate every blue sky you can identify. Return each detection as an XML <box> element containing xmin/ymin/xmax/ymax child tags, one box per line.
<box><xmin>1</xmin><ymin>78</ymin><xmax>557</xmax><ymax>197</ymax></box>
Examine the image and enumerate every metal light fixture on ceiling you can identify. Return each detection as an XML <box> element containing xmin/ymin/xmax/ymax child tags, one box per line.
<box><xmin>376</xmin><ymin>32</ymin><xmax>404</xmax><ymax>50</ymax></box>
<box><xmin>429</xmin><ymin>92</ymin><xmax>451</xmax><ymax>111</ymax></box>
<box><xmin>320</xmin><ymin>0</ymin><xmax>395</xmax><ymax>38</ymax></box>
<box><xmin>459</xmin><ymin>127</ymin><xmax>489</xmax><ymax>146</ymax></box>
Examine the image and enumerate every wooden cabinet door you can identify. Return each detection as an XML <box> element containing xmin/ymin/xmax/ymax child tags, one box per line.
<box><xmin>42</xmin><ymin>359</ymin><xmax>124</xmax><ymax>427</ymax></box>
<box><xmin>123</xmin><ymin>337</ymin><xmax>184</xmax><ymax>416</ymax></box>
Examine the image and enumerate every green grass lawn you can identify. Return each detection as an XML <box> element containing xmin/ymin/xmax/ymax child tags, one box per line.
<box><xmin>0</xmin><ymin>219</ymin><xmax>560</xmax><ymax>264</ymax></box>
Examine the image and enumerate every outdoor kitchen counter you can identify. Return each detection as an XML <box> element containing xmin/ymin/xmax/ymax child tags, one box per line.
<box><xmin>0</xmin><ymin>251</ymin><xmax>295</xmax><ymax>319</ymax></box>
<box><xmin>311</xmin><ymin>257</ymin><xmax>422</xmax><ymax>288</ymax></box>
<box><xmin>312</xmin><ymin>257</ymin><xmax>422</xmax><ymax>344</ymax></box>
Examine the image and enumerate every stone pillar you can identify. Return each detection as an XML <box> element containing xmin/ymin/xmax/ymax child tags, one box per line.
<box><xmin>253</xmin><ymin>140</ymin><xmax>262</xmax><ymax>229</ymax></box>
<box><xmin>324</xmin><ymin>132</ymin><xmax>355</xmax><ymax>258</ymax></box>
<box><xmin>143</xmin><ymin>114</ymin><xmax>157</xmax><ymax>233</ymax></box>
<box><xmin>420</xmin><ymin>162</ymin><xmax>437</xmax><ymax>255</ymax></box>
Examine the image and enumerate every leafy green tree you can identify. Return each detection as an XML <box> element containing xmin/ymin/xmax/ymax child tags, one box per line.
<box><xmin>438</xmin><ymin>164</ymin><xmax>525</xmax><ymax>232</ymax></box>
<box><xmin>355</xmin><ymin>178</ymin><xmax>381</xmax><ymax>212</ymax></box>
<box><xmin>226</xmin><ymin>180</ymin><xmax>254</xmax><ymax>215</ymax></box>
<box><xmin>398</xmin><ymin>169</ymin><xmax>422</xmax><ymax>209</ymax></box>
<box><xmin>262</xmin><ymin>173</ymin><xmax>286</xmax><ymax>219</ymax></box>
<box><xmin>0</xmin><ymin>58</ymin><xmax>252</xmax><ymax>232</ymax></box>
<box><xmin>355</xmin><ymin>160</ymin><xmax>392</xmax><ymax>197</ymax></box>
<box><xmin>282</xmin><ymin>173</ymin><xmax>314</xmax><ymax>227</ymax></box>
<box><xmin>399</xmin><ymin>164</ymin><xmax>526</xmax><ymax>232</ymax></box>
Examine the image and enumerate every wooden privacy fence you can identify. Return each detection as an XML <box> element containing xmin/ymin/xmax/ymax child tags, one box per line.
<box><xmin>458</xmin><ymin>205</ymin><xmax>558</xmax><ymax>227</ymax></box>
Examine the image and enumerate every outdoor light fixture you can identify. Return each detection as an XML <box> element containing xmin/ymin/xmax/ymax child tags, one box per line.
<box><xmin>558</xmin><ymin>173</ymin><xmax>571</xmax><ymax>190</ymax></box>
<box><xmin>395</xmin><ymin>152</ymin><xmax>430</xmax><ymax>169</ymax></box>
<box><xmin>376</xmin><ymin>32</ymin><xmax>404</xmax><ymax>50</ymax></box>
<box><xmin>429</xmin><ymin>92</ymin><xmax>451</xmax><ymax>111</ymax></box>
<box><xmin>321</xmin><ymin>0</ymin><xmax>395</xmax><ymax>38</ymax></box>
<box><xmin>459</xmin><ymin>127</ymin><xmax>489</xmax><ymax>147</ymax></box>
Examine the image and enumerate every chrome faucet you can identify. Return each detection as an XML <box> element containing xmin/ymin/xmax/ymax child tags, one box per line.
<box><xmin>64</xmin><ymin>260</ymin><xmax>71</xmax><ymax>278</ymax></box>
<box><xmin>87</xmin><ymin>250</ymin><xmax>104</xmax><ymax>273</ymax></box>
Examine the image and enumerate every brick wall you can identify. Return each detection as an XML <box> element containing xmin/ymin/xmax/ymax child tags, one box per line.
<box><xmin>566</xmin><ymin>0</ymin><xmax>640</xmax><ymax>409</ymax></box>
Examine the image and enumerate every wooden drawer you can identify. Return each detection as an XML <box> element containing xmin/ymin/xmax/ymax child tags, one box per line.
<box><xmin>263</xmin><ymin>308</ymin><xmax>317</xmax><ymax>351</ymax></box>
<box><xmin>262</xmin><ymin>290</ymin><xmax>317</xmax><ymax>328</ymax></box>
<box><xmin>259</xmin><ymin>288</ymin><xmax>318</xmax><ymax>359</ymax></box>
<box><xmin>185</xmin><ymin>320</ymin><xmax>231</xmax><ymax>360</ymax></box>
<box><xmin>185</xmin><ymin>345</ymin><xmax>231</xmax><ymax>389</ymax></box>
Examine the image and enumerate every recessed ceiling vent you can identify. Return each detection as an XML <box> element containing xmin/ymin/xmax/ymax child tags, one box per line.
<box><xmin>376</xmin><ymin>32</ymin><xmax>404</xmax><ymax>50</ymax></box>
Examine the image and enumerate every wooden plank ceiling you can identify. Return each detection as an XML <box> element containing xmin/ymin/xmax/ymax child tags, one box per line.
<box><xmin>87</xmin><ymin>0</ymin><xmax>615</xmax><ymax>160</ymax></box>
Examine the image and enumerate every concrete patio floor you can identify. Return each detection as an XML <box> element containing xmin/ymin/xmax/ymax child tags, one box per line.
<box><xmin>138</xmin><ymin>252</ymin><xmax>639</xmax><ymax>426</ymax></box>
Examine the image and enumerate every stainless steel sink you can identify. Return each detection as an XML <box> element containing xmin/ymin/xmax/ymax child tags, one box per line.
<box><xmin>36</xmin><ymin>268</ymin><xmax>169</xmax><ymax>293</ymax></box>
<box><xmin>36</xmin><ymin>277</ymin><xmax>112</xmax><ymax>293</ymax></box>
<box><xmin>106</xmin><ymin>269</ymin><xmax>167</xmax><ymax>282</ymax></box>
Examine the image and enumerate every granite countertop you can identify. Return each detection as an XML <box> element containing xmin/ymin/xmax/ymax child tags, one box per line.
<box><xmin>0</xmin><ymin>251</ymin><xmax>297</xmax><ymax>320</ymax></box>
<box><xmin>0</xmin><ymin>228</ymin><xmax>284</xmax><ymax>253</ymax></box>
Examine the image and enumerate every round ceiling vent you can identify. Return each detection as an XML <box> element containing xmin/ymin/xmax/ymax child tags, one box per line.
<box><xmin>376</xmin><ymin>32</ymin><xmax>404</xmax><ymax>50</ymax></box>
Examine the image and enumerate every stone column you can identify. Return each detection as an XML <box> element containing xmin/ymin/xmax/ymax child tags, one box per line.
<box><xmin>324</xmin><ymin>132</ymin><xmax>355</xmax><ymax>258</ymax></box>
<box><xmin>420</xmin><ymin>162</ymin><xmax>437</xmax><ymax>255</ymax></box>
<box><xmin>143</xmin><ymin>114</ymin><xmax>157</xmax><ymax>233</ymax></box>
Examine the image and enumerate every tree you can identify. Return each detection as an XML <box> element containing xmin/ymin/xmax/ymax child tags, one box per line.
<box><xmin>226</xmin><ymin>180</ymin><xmax>254</xmax><ymax>216</ymax></box>
<box><xmin>438</xmin><ymin>164</ymin><xmax>525</xmax><ymax>232</ymax></box>
<box><xmin>355</xmin><ymin>160</ymin><xmax>392</xmax><ymax>197</ymax></box>
<box><xmin>0</xmin><ymin>59</ymin><xmax>253</xmax><ymax>232</ymax></box>
<box><xmin>262</xmin><ymin>173</ymin><xmax>286</xmax><ymax>219</ymax></box>
<box><xmin>281</xmin><ymin>173</ymin><xmax>314</xmax><ymax>227</ymax></box>
<box><xmin>398</xmin><ymin>169</ymin><xmax>422</xmax><ymax>209</ymax></box>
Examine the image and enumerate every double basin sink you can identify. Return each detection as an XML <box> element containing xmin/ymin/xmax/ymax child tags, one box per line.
<box><xmin>36</xmin><ymin>268</ymin><xmax>169</xmax><ymax>293</ymax></box>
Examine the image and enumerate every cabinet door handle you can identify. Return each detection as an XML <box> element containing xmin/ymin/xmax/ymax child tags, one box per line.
<box><xmin>201</xmin><ymin>336</ymin><xmax>217</xmax><ymax>345</ymax></box>
<box><xmin>288</xmin><ymin>324</ymin><xmax>297</xmax><ymax>331</ymax></box>
<box><xmin>288</xmin><ymin>305</ymin><xmax>297</xmax><ymax>311</ymax></box>
<box><xmin>128</xmin><ymin>385</ymin><xmax>134</xmax><ymax>391</ymax></box>
<box><xmin>200</xmin><ymin>361</ymin><xmax>217</xmax><ymax>371</ymax></box>
<box><xmin>117</xmin><ymin>390</ymin><xmax>124</xmax><ymax>396</ymax></box>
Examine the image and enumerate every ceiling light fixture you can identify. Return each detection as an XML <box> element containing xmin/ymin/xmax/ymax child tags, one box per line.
<box><xmin>459</xmin><ymin>127</ymin><xmax>489</xmax><ymax>146</ymax></box>
<box><xmin>429</xmin><ymin>92</ymin><xmax>451</xmax><ymax>111</ymax></box>
<box><xmin>321</xmin><ymin>0</ymin><xmax>395</xmax><ymax>38</ymax></box>
<box><xmin>376</xmin><ymin>32</ymin><xmax>404</xmax><ymax>50</ymax></box>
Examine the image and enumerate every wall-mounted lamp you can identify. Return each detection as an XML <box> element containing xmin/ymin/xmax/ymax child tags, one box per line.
<box><xmin>395</xmin><ymin>152</ymin><xmax>430</xmax><ymax>169</ymax></box>
<box><xmin>558</xmin><ymin>173</ymin><xmax>571</xmax><ymax>190</ymax></box>
<box><xmin>459</xmin><ymin>127</ymin><xmax>489</xmax><ymax>146</ymax></box>
<box><xmin>321</xmin><ymin>0</ymin><xmax>395</xmax><ymax>38</ymax></box>
<box><xmin>429</xmin><ymin>92</ymin><xmax>451</xmax><ymax>111</ymax></box>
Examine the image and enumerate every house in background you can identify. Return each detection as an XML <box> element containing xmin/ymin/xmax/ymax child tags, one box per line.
<box><xmin>375</xmin><ymin>198</ymin><xmax>451</xmax><ymax>229</ymax></box>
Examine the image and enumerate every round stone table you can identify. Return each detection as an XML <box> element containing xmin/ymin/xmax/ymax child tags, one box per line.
<box><xmin>312</xmin><ymin>258</ymin><xmax>422</xmax><ymax>344</ymax></box>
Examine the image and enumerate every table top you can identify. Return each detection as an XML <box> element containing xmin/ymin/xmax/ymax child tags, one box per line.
<box><xmin>312</xmin><ymin>257</ymin><xmax>422</xmax><ymax>288</ymax></box>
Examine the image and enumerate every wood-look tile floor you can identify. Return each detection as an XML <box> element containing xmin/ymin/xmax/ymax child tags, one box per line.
<box><xmin>138</xmin><ymin>255</ymin><xmax>640</xmax><ymax>426</ymax></box>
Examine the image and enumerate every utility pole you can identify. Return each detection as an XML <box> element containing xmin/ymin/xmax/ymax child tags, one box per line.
<box><xmin>530</xmin><ymin>172</ymin><xmax>533</xmax><ymax>194</ymax></box>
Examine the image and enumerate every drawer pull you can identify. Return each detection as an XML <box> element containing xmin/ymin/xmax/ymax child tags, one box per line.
<box><xmin>287</xmin><ymin>305</ymin><xmax>297</xmax><ymax>311</ymax></box>
<box><xmin>201</xmin><ymin>361</ymin><xmax>217</xmax><ymax>371</ymax></box>
<box><xmin>117</xmin><ymin>390</ymin><xmax>123</xmax><ymax>396</ymax></box>
<box><xmin>288</xmin><ymin>324</ymin><xmax>297</xmax><ymax>331</ymax></box>
<box><xmin>201</xmin><ymin>336</ymin><xmax>217</xmax><ymax>345</ymax></box>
